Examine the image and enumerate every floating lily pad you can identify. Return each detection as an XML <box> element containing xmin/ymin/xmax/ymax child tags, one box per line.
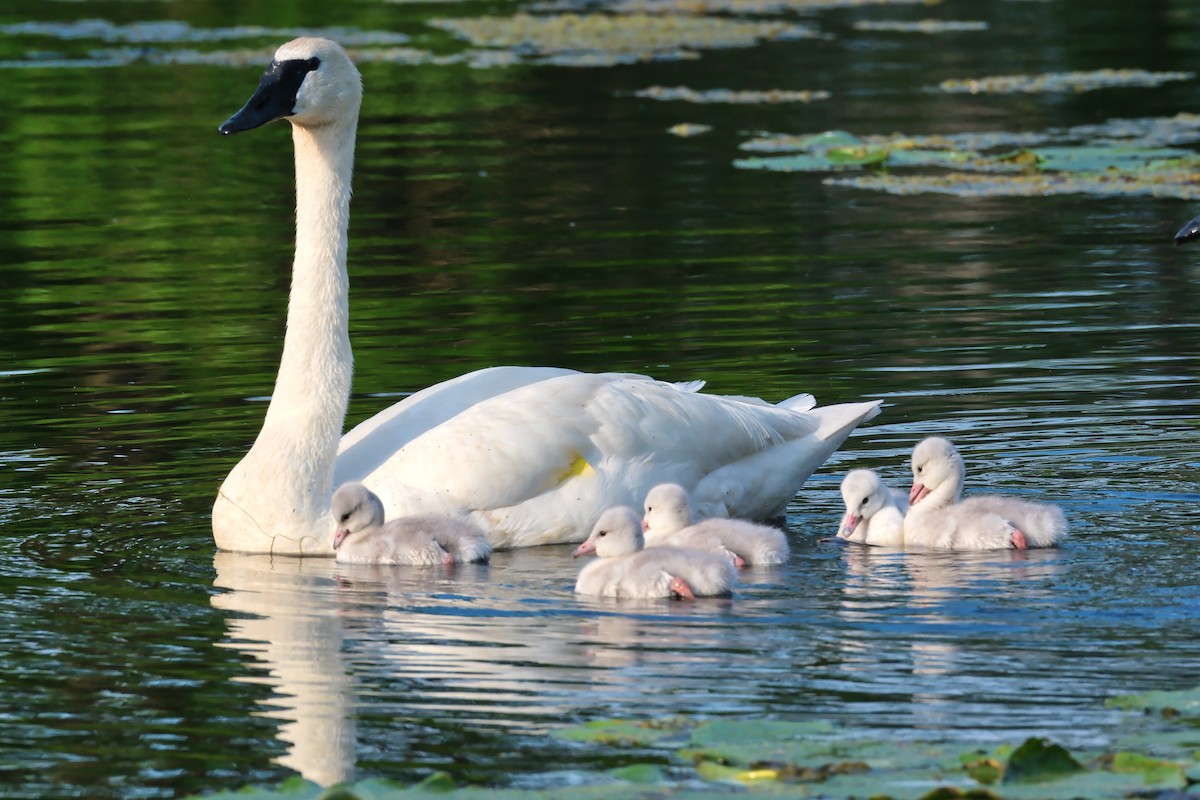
<box><xmin>1106</xmin><ymin>686</ymin><xmax>1200</xmax><ymax>716</ymax></box>
<box><xmin>736</xmin><ymin>118</ymin><xmax>1200</xmax><ymax>198</ymax></box>
<box><xmin>539</xmin><ymin>0</ymin><xmax>933</xmax><ymax>15</ymax></box>
<box><xmin>0</xmin><ymin>19</ymin><xmax>411</xmax><ymax>46</ymax></box>
<box><xmin>430</xmin><ymin>13</ymin><xmax>817</xmax><ymax>66</ymax></box>
<box><xmin>937</xmin><ymin>68</ymin><xmax>1194</xmax><ymax>94</ymax></box>
<box><xmin>854</xmin><ymin>19</ymin><xmax>989</xmax><ymax>33</ymax></box>
<box><xmin>636</xmin><ymin>85</ymin><xmax>830</xmax><ymax>104</ymax></box>
<box><xmin>1002</xmin><ymin>738</ymin><xmax>1084</xmax><ymax>784</ymax></box>
<box><xmin>554</xmin><ymin>717</ymin><xmax>691</xmax><ymax>746</ymax></box>
<box><xmin>666</xmin><ymin>122</ymin><xmax>713</xmax><ymax>137</ymax></box>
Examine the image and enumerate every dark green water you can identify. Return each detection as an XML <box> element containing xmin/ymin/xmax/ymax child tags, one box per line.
<box><xmin>1</xmin><ymin>0</ymin><xmax>1198</xmax><ymax>797</ymax></box>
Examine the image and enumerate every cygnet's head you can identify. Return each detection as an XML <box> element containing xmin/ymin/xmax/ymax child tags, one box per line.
<box><xmin>839</xmin><ymin>469</ymin><xmax>890</xmax><ymax>537</ymax></box>
<box><xmin>642</xmin><ymin>482</ymin><xmax>693</xmax><ymax>533</ymax></box>
<box><xmin>330</xmin><ymin>482</ymin><xmax>385</xmax><ymax>549</ymax></box>
<box><xmin>219</xmin><ymin>37</ymin><xmax>362</xmax><ymax>135</ymax></box>
<box><xmin>573</xmin><ymin>506</ymin><xmax>644</xmax><ymax>558</ymax></box>
<box><xmin>909</xmin><ymin>436</ymin><xmax>964</xmax><ymax>505</ymax></box>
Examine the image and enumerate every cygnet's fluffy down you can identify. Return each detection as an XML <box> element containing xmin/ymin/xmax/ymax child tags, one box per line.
<box><xmin>641</xmin><ymin>483</ymin><xmax>789</xmax><ymax>566</ymax></box>
<box><xmin>330</xmin><ymin>482</ymin><xmax>492</xmax><ymax>565</ymax></box>
<box><xmin>838</xmin><ymin>469</ymin><xmax>907</xmax><ymax>547</ymax></box>
<box><xmin>904</xmin><ymin>437</ymin><xmax>1068</xmax><ymax>550</ymax></box>
<box><xmin>573</xmin><ymin>506</ymin><xmax>736</xmax><ymax>599</ymax></box>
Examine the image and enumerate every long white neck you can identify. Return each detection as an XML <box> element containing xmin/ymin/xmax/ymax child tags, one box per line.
<box><xmin>213</xmin><ymin>117</ymin><xmax>357</xmax><ymax>554</ymax></box>
<box><xmin>266</xmin><ymin>121</ymin><xmax>356</xmax><ymax>518</ymax></box>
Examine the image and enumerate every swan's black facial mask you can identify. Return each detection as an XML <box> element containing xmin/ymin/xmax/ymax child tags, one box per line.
<box><xmin>219</xmin><ymin>57</ymin><xmax>321</xmax><ymax>135</ymax></box>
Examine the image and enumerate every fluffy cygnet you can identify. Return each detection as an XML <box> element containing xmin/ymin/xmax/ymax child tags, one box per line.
<box><xmin>838</xmin><ymin>469</ymin><xmax>907</xmax><ymax>547</ymax></box>
<box><xmin>905</xmin><ymin>437</ymin><xmax>1068</xmax><ymax>550</ymax></box>
<box><xmin>641</xmin><ymin>483</ymin><xmax>789</xmax><ymax>566</ymax></box>
<box><xmin>330</xmin><ymin>482</ymin><xmax>492</xmax><ymax>565</ymax></box>
<box><xmin>573</xmin><ymin>506</ymin><xmax>736</xmax><ymax>599</ymax></box>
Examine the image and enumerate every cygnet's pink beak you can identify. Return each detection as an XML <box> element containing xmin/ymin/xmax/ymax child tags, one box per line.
<box><xmin>333</xmin><ymin>527</ymin><xmax>349</xmax><ymax>549</ymax></box>
<box><xmin>573</xmin><ymin>540</ymin><xmax>596</xmax><ymax>558</ymax></box>
<box><xmin>641</xmin><ymin>518</ymin><xmax>650</xmax><ymax>532</ymax></box>
<box><xmin>909</xmin><ymin>482</ymin><xmax>929</xmax><ymax>505</ymax></box>
<box><xmin>839</xmin><ymin>512</ymin><xmax>860</xmax><ymax>538</ymax></box>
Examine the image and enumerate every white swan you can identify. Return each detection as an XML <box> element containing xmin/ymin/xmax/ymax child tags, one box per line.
<box><xmin>330</xmin><ymin>482</ymin><xmax>492</xmax><ymax>565</ymax></box>
<box><xmin>211</xmin><ymin>37</ymin><xmax>883</xmax><ymax>556</ymax></box>
<box><xmin>573</xmin><ymin>507</ymin><xmax>736</xmax><ymax>598</ymax></box>
<box><xmin>904</xmin><ymin>437</ymin><xmax>1068</xmax><ymax>550</ymax></box>
<box><xmin>837</xmin><ymin>469</ymin><xmax>906</xmax><ymax>547</ymax></box>
<box><xmin>641</xmin><ymin>483</ymin><xmax>789</xmax><ymax>566</ymax></box>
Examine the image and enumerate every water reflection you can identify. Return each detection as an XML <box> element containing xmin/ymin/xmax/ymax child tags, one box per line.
<box><xmin>211</xmin><ymin>553</ymin><xmax>355</xmax><ymax>787</ymax></box>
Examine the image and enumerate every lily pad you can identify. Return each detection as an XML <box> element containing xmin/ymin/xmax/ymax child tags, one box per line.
<box><xmin>538</xmin><ymin>0</ymin><xmax>931</xmax><ymax>15</ymax></box>
<box><xmin>1001</xmin><ymin>738</ymin><xmax>1084</xmax><ymax>784</ymax></box>
<box><xmin>636</xmin><ymin>85</ymin><xmax>830</xmax><ymax>104</ymax></box>
<box><xmin>1106</xmin><ymin>686</ymin><xmax>1200</xmax><ymax>716</ymax></box>
<box><xmin>429</xmin><ymin>13</ymin><xmax>817</xmax><ymax>66</ymax></box>
<box><xmin>937</xmin><ymin>68</ymin><xmax>1194</xmax><ymax>94</ymax></box>
<box><xmin>553</xmin><ymin>717</ymin><xmax>691</xmax><ymax>746</ymax></box>
<box><xmin>854</xmin><ymin>19</ymin><xmax>989</xmax><ymax>33</ymax></box>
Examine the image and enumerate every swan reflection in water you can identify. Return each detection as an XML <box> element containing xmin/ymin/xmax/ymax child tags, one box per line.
<box><xmin>834</xmin><ymin>543</ymin><xmax>1065</xmax><ymax>734</ymax></box>
<box><xmin>211</xmin><ymin>547</ymin><xmax>743</xmax><ymax>786</ymax></box>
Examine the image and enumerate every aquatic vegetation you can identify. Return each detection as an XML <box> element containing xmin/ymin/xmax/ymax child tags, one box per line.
<box><xmin>537</xmin><ymin>0</ymin><xmax>933</xmax><ymax>15</ymax></box>
<box><xmin>666</xmin><ymin>122</ymin><xmax>713</xmax><ymax>136</ymax></box>
<box><xmin>430</xmin><ymin>13</ymin><xmax>818</xmax><ymax>66</ymax></box>
<box><xmin>938</xmin><ymin>68</ymin><xmax>1194</xmax><ymax>94</ymax></box>
<box><xmin>189</xmin><ymin>692</ymin><xmax>1200</xmax><ymax>798</ymax></box>
<box><xmin>854</xmin><ymin>19</ymin><xmax>989</xmax><ymax>33</ymax></box>
<box><xmin>734</xmin><ymin>118</ymin><xmax>1200</xmax><ymax>199</ymax></box>
<box><xmin>0</xmin><ymin>19</ymin><xmax>411</xmax><ymax>46</ymax></box>
<box><xmin>636</xmin><ymin>85</ymin><xmax>830</xmax><ymax>103</ymax></box>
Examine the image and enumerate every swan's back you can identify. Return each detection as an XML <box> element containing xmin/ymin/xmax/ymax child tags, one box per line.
<box><xmin>574</xmin><ymin>547</ymin><xmax>735</xmax><ymax>598</ymax></box>
<box><xmin>960</xmin><ymin>495</ymin><xmax>1067</xmax><ymax>547</ymax></box>
<box><xmin>335</xmin><ymin>522</ymin><xmax>449</xmax><ymax>565</ymax></box>
<box><xmin>404</xmin><ymin>514</ymin><xmax>493</xmax><ymax>563</ymax></box>
<box><xmin>684</xmin><ymin>518</ymin><xmax>789</xmax><ymax>565</ymax></box>
<box><xmin>904</xmin><ymin>504</ymin><xmax>1018</xmax><ymax>551</ymax></box>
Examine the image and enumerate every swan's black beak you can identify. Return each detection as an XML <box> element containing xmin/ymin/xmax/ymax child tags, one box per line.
<box><xmin>219</xmin><ymin>56</ymin><xmax>321</xmax><ymax>135</ymax></box>
<box><xmin>1174</xmin><ymin>213</ymin><xmax>1200</xmax><ymax>246</ymax></box>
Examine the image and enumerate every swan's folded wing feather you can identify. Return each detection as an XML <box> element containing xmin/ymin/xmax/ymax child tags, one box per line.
<box><xmin>334</xmin><ymin>366</ymin><xmax>581</xmax><ymax>486</ymax></box>
<box><xmin>370</xmin><ymin>373</ymin><xmax>819</xmax><ymax>512</ymax></box>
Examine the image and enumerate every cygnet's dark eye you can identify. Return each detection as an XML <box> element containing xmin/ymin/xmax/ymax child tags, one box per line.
<box><xmin>597</xmin><ymin>530</ymin><xmax>607</xmax><ymax>537</ymax></box>
<box><xmin>340</xmin><ymin>512</ymin><xmax>351</xmax><ymax>522</ymax></box>
<box><xmin>916</xmin><ymin>465</ymin><xmax>923</xmax><ymax>474</ymax></box>
<box><xmin>861</xmin><ymin>496</ymin><xmax>870</xmax><ymax>506</ymax></box>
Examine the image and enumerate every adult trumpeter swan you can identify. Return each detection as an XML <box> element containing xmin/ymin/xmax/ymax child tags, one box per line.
<box><xmin>904</xmin><ymin>437</ymin><xmax>1068</xmax><ymax>550</ymax></box>
<box><xmin>211</xmin><ymin>37</ymin><xmax>883</xmax><ymax>556</ymax></box>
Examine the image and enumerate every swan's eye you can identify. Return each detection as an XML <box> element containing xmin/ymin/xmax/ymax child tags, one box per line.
<box><xmin>597</xmin><ymin>530</ymin><xmax>607</xmax><ymax>537</ymax></box>
<box><xmin>861</xmin><ymin>496</ymin><xmax>869</xmax><ymax>506</ymax></box>
<box><xmin>646</xmin><ymin>506</ymin><xmax>652</xmax><ymax>512</ymax></box>
<box><xmin>916</xmin><ymin>465</ymin><xmax>923</xmax><ymax>474</ymax></box>
<box><xmin>340</xmin><ymin>512</ymin><xmax>351</xmax><ymax>522</ymax></box>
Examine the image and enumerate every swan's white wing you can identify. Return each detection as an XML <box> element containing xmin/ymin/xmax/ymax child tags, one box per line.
<box><xmin>334</xmin><ymin>366</ymin><xmax>580</xmax><ymax>486</ymax></box>
<box><xmin>367</xmin><ymin>373</ymin><xmax>867</xmax><ymax>547</ymax></box>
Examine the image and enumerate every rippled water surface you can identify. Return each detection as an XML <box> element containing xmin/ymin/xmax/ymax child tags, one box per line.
<box><xmin>2</xmin><ymin>0</ymin><xmax>1199</xmax><ymax>797</ymax></box>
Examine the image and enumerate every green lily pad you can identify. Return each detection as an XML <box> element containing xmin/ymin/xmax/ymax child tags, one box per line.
<box><xmin>606</xmin><ymin>764</ymin><xmax>668</xmax><ymax>783</ymax></box>
<box><xmin>1106</xmin><ymin>686</ymin><xmax>1200</xmax><ymax>716</ymax></box>
<box><xmin>937</xmin><ymin>68</ymin><xmax>1194</xmax><ymax>94</ymax></box>
<box><xmin>554</xmin><ymin>717</ymin><xmax>691</xmax><ymax>746</ymax></box>
<box><xmin>636</xmin><ymin>85</ymin><xmax>829</xmax><ymax>104</ymax></box>
<box><xmin>429</xmin><ymin>13</ymin><xmax>817</xmax><ymax>66</ymax></box>
<box><xmin>1001</xmin><ymin>738</ymin><xmax>1084</xmax><ymax>784</ymax></box>
<box><xmin>854</xmin><ymin>19</ymin><xmax>989</xmax><ymax>34</ymax></box>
